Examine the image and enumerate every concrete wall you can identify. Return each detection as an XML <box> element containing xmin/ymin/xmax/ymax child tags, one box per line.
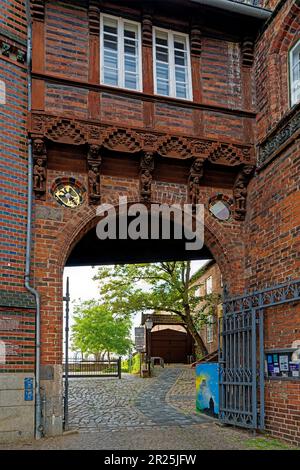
<box><xmin>0</xmin><ymin>373</ymin><xmax>35</xmax><ymax>443</ymax></box>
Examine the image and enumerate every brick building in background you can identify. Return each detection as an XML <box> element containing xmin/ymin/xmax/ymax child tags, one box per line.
<box><xmin>194</xmin><ymin>260</ymin><xmax>223</xmax><ymax>355</ymax></box>
<box><xmin>0</xmin><ymin>0</ymin><xmax>300</xmax><ymax>446</ymax></box>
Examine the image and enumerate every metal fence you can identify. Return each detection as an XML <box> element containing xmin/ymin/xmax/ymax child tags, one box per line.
<box><xmin>63</xmin><ymin>358</ymin><xmax>121</xmax><ymax>378</ymax></box>
<box><xmin>219</xmin><ymin>279</ymin><xmax>300</xmax><ymax>430</ymax></box>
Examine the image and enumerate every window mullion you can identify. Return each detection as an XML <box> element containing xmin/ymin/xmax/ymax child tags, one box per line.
<box><xmin>169</xmin><ymin>30</ymin><xmax>176</xmax><ymax>98</ymax></box>
<box><xmin>119</xmin><ymin>18</ymin><xmax>124</xmax><ymax>88</ymax></box>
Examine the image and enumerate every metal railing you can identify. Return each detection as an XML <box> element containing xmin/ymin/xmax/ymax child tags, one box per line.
<box><xmin>63</xmin><ymin>358</ymin><xmax>122</xmax><ymax>378</ymax></box>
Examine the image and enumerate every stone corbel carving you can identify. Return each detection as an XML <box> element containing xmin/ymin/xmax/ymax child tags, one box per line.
<box><xmin>233</xmin><ymin>165</ymin><xmax>255</xmax><ymax>221</ymax></box>
<box><xmin>87</xmin><ymin>144</ymin><xmax>102</xmax><ymax>205</ymax></box>
<box><xmin>140</xmin><ymin>152</ymin><xmax>155</xmax><ymax>204</ymax></box>
<box><xmin>188</xmin><ymin>158</ymin><xmax>204</xmax><ymax>210</ymax></box>
<box><xmin>33</xmin><ymin>137</ymin><xmax>47</xmax><ymax>199</ymax></box>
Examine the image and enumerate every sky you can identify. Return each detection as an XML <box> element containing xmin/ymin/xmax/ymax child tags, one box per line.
<box><xmin>63</xmin><ymin>260</ymin><xmax>210</xmax><ymax>357</ymax></box>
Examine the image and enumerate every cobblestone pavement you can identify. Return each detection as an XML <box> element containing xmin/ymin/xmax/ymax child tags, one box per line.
<box><xmin>0</xmin><ymin>366</ymin><xmax>285</xmax><ymax>450</ymax></box>
<box><xmin>68</xmin><ymin>366</ymin><xmax>207</xmax><ymax>431</ymax></box>
<box><xmin>166</xmin><ymin>367</ymin><xmax>199</xmax><ymax>415</ymax></box>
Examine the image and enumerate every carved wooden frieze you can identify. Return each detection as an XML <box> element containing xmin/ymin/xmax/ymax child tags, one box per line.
<box><xmin>188</xmin><ymin>158</ymin><xmax>204</xmax><ymax>211</ymax></box>
<box><xmin>233</xmin><ymin>164</ymin><xmax>255</xmax><ymax>221</ymax></box>
<box><xmin>32</xmin><ymin>137</ymin><xmax>47</xmax><ymax>199</ymax></box>
<box><xmin>140</xmin><ymin>152</ymin><xmax>155</xmax><ymax>204</ymax></box>
<box><xmin>157</xmin><ymin>136</ymin><xmax>191</xmax><ymax>159</ymax></box>
<box><xmin>191</xmin><ymin>140</ymin><xmax>251</xmax><ymax>166</ymax></box>
<box><xmin>87</xmin><ymin>144</ymin><xmax>102</xmax><ymax>205</ymax></box>
<box><xmin>258</xmin><ymin>106</ymin><xmax>300</xmax><ymax>169</ymax></box>
<box><xmin>102</xmin><ymin>128</ymin><xmax>142</xmax><ymax>153</ymax></box>
<box><xmin>29</xmin><ymin>112</ymin><xmax>255</xmax><ymax>166</ymax></box>
<box><xmin>45</xmin><ymin>118</ymin><xmax>87</xmax><ymax>145</ymax></box>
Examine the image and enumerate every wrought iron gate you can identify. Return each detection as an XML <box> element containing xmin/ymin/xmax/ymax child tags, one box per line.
<box><xmin>219</xmin><ymin>279</ymin><xmax>300</xmax><ymax>430</ymax></box>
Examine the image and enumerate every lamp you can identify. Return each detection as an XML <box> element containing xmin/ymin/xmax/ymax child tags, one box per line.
<box><xmin>145</xmin><ymin>316</ymin><xmax>153</xmax><ymax>377</ymax></box>
<box><xmin>145</xmin><ymin>317</ymin><xmax>153</xmax><ymax>331</ymax></box>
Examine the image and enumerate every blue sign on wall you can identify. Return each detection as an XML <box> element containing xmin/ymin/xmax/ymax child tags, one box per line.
<box><xmin>24</xmin><ymin>377</ymin><xmax>34</xmax><ymax>401</ymax></box>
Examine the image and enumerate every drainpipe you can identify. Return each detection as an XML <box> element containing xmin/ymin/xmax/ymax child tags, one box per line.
<box><xmin>190</xmin><ymin>0</ymin><xmax>272</xmax><ymax>20</ymax></box>
<box><xmin>24</xmin><ymin>0</ymin><xmax>42</xmax><ymax>440</ymax></box>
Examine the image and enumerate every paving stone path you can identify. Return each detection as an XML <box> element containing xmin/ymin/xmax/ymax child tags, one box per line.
<box><xmin>1</xmin><ymin>366</ymin><xmax>291</xmax><ymax>450</ymax></box>
<box><xmin>68</xmin><ymin>366</ymin><xmax>208</xmax><ymax>431</ymax></box>
<box><xmin>134</xmin><ymin>368</ymin><xmax>208</xmax><ymax>426</ymax></box>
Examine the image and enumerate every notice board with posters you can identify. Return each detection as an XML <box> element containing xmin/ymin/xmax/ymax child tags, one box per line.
<box><xmin>265</xmin><ymin>349</ymin><xmax>300</xmax><ymax>378</ymax></box>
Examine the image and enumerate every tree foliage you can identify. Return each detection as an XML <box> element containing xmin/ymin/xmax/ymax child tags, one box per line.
<box><xmin>93</xmin><ymin>261</ymin><xmax>221</xmax><ymax>357</ymax></box>
<box><xmin>71</xmin><ymin>300</ymin><xmax>133</xmax><ymax>358</ymax></box>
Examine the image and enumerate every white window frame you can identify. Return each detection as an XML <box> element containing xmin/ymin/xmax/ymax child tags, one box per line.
<box><xmin>153</xmin><ymin>26</ymin><xmax>193</xmax><ymax>101</ymax></box>
<box><xmin>289</xmin><ymin>40</ymin><xmax>300</xmax><ymax>107</ymax></box>
<box><xmin>100</xmin><ymin>13</ymin><xmax>143</xmax><ymax>92</ymax></box>
<box><xmin>205</xmin><ymin>276</ymin><xmax>213</xmax><ymax>295</ymax></box>
<box><xmin>207</xmin><ymin>315</ymin><xmax>214</xmax><ymax>344</ymax></box>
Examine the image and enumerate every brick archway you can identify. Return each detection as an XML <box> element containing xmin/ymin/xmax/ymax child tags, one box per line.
<box><xmin>33</xmin><ymin>189</ymin><xmax>245</xmax><ymax>366</ymax></box>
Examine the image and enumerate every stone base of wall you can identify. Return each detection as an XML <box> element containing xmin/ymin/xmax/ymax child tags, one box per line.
<box><xmin>0</xmin><ymin>373</ymin><xmax>35</xmax><ymax>443</ymax></box>
<box><xmin>41</xmin><ymin>365</ymin><xmax>64</xmax><ymax>437</ymax></box>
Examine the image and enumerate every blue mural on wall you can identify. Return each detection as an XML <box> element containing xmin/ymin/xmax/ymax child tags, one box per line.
<box><xmin>196</xmin><ymin>363</ymin><xmax>219</xmax><ymax>418</ymax></box>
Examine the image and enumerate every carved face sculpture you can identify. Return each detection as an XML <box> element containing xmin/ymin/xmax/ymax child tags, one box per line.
<box><xmin>89</xmin><ymin>145</ymin><xmax>100</xmax><ymax>159</ymax></box>
<box><xmin>243</xmin><ymin>165</ymin><xmax>254</xmax><ymax>176</ymax></box>
<box><xmin>143</xmin><ymin>153</ymin><xmax>153</xmax><ymax>166</ymax></box>
<box><xmin>34</xmin><ymin>139</ymin><xmax>45</xmax><ymax>155</ymax></box>
<box><xmin>36</xmin><ymin>158</ymin><xmax>43</xmax><ymax>167</ymax></box>
<box><xmin>193</xmin><ymin>159</ymin><xmax>203</xmax><ymax>173</ymax></box>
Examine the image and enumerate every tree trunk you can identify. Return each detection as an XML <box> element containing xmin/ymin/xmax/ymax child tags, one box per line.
<box><xmin>184</xmin><ymin>306</ymin><xmax>208</xmax><ymax>358</ymax></box>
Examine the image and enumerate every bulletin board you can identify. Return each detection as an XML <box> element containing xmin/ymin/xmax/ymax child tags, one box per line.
<box><xmin>265</xmin><ymin>350</ymin><xmax>300</xmax><ymax>378</ymax></box>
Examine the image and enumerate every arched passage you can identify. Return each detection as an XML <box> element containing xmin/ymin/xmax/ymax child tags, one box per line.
<box><xmin>32</xmin><ymin>192</ymin><xmax>245</xmax><ymax>436</ymax></box>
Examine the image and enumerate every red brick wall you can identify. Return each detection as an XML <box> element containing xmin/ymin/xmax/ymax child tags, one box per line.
<box><xmin>42</xmin><ymin>1</ymin><xmax>250</xmax><ymax>142</ymax></box>
<box><xmin>265</xmin><ymin>381</ymin><xmax>300</xmax><ymax>446</ymax></box>
<box><xmin>245</xmin><ymin>142</ymin><xmax>300</xmax><ymax>289</ymax></box>
<box><xmin>0</xmin><ymin>1</ymin><xmax>36</xmax><ymax>374</ymax></box>
<box><xmin>45</xmin><ymin>83</ymin><xmax>89</xmax><ymax>119</ymax></box>
<box><xmin>201</xmin><ymin>38</ymin><xmax>242</xmax><ymax>110</ymax></box>
<box><xmin>246</xmin><ymin>0</ymin><xmax>300</xmax><ymax>446</ymax></box>
<box><xmin>101</xmin><ymin>93</ymin><xmax>144</xmax><ymax>128</ymax></box>
<box><xmin>0</xmin><ymin>307</ymin><xmax>35</xmax><ymax>373</ymax></box>
<box><xmin>0</xmin><ymin>0</ymin><xmax>27</xmax><ymax>41</ymax></box>
<box><xmin>255</xmin><ymin>0</ymin><xmax>300</xmax><ymax>142</ymax></box>
<box><xmin>45</xmin><ymin>1</ymin><xmax>89</xmax><ymax>80</ymax></box>
<box><xmin>0</xmin><ymin>0</ymin><xmax>27</xmax><ymax>291</ymax></box>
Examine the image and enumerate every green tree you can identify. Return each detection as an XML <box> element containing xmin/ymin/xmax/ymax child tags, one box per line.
<box><xmin>94</xmin><ymin>261</ymin><xmax>220</xmax><ymax>358</ymax></box>
<box><xmin>71</xmin><ymin>300</ymin><xmax>133</xmax><ymax>359</ymax></box>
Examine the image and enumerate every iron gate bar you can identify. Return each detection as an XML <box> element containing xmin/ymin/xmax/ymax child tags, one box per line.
<box><xmin>219</xmin><ymin>278</ymin><xmax>300</xmax><ymax>431</ymax></box>
<box><xmin>63</xmin><ymin>276</ymin><xmax>70</xmax><ymax>431</ymax></box>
